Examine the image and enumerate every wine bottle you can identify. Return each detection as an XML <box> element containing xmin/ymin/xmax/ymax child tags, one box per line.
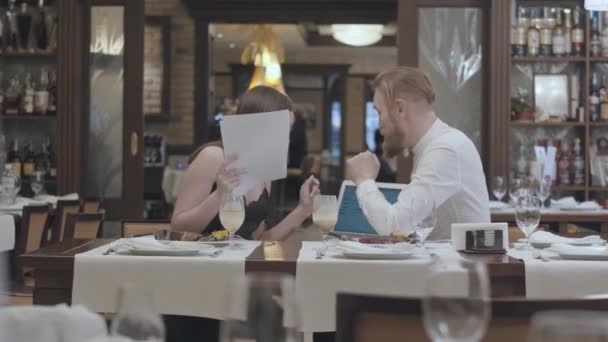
<box><xmin>34</xmin><ymin>68</ymin><xmax>49</xmax><ymax>115</ymax></box>
<box><xmin>16</xmin><ymin>1</ymin><xmax>32</xmax><ymax>52</ymax></box>
<box><xmin>8</xmin><ymin>140</ymin><xmax>21</xmax><ymax>177</ymax></box>
<box><xmin>21</xmin><ymin>73</ymin><xmax>34</xmax><ymax>115</ymax></box>
<box><xmin>47</xmin><ymin>138</ymin><xmax>56</xmax><ymax>178</ymax></box>
<box><xmin>35</xmin><ymin>0</ymin><xmax>48</xmax><ymax>51</ymax></box>
<box><xmin>22</xmin><ymin>140</ymin><xmax>35</xmax><ymax>177</ymax></box>
<box><xmin>5</xmin><ymin>0</ymin><xmax>18</xmax><ymax>52</ymax></box>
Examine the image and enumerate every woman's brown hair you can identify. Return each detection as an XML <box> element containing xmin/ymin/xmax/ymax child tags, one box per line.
<box><xmin>189</xmin><ymin>86</ymin><xmax>294</xmax><ymax>163</ymax></box>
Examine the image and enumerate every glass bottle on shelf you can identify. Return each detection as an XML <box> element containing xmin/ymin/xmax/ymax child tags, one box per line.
<box><xmin>36</xmin><ymin>141</ymin><xmax>50</xmax><ymax>174</ymax></box>
<box><xmin>16</xmin><ymin>1</ymin><xmax>32</xmax><ymax>52</ymax></box>
<box><xmin>517</xmin><ymin>144</ymin><xmax>528</xmax><ymax>179</ymax></box>
<box><xmin>558</xmin><ymin>140</ymin><xmax>571</xmax><ymax>186</ymax></box>
<box><xmin>601</xmin><ymin>75</ymin><xmax>608</xmax><ymax>121</ymax></box>
<box><xmin>540</xmin><ymin>7</ymin><xmax>553</xmax><ymax>56</ymax></box>
<box><xmin>22</xmin><ymin>140</ymin><xmax>35</xmax><ymax>178</ymax></box>
<box><xmin>0</xmin><ymin>13</ymin><xmax>4</xmax><ymax>51</ymax></box>
<box><xmin>34</xmin><ymin>0</ymin><xmax>48</xmax><ymax>52</ymax></box>
<box><xmin>5</xmin><ymin>0</ymin><xmax>18</xmax><ymax>52</ymax></box>
<box><xmin>47</xmin><ymin>138</ymin><xmax>56</xmax><ymax>178</ymax></box>
<box><xmin>4</xmin><ymin>76</ymin><xmax>20</xmax><ymax>115</ymax></box>
<box><xmin>591</xmin><ymin>11</ymin><xmax>602</xmax><ymax>57</ymax></box>
<box><xmin>572</xmin><ymin>6</ymin><xmax>585</xmax><ymax>56</ymax></box>
<box><xmin>21</xmin><ymin>73</ymin><xmax>34</xmax><ymax>115</ymax></box>
<box><xmin>527</xmin><ymin>8</ymin><xmax>541</xmax><ymax>57</ymax></box>
<box><xmin>48</xmin><ymin>70</ymin><xmax>56</xmax><ymax>115</ymax></box>
<box><xmin>573</xmin><ymin>138</ymin><xmax>584</xmax><ymax>185</ymax></box>
<box><xmin>0</xmin><ymin>73</ymin><xmax>4</xmax><ymax>115</ymax></box>
<box><xmin>563</xmin><ymin>8</ymin><xmax>573</xmax><ymax>56</ymax></box>
<box><xmin>8</xmin><ymin>140</ymin><xmax>21</xmax><ymax>177</ymax></box>
<box><xmin>513</xmin><ymin>6</ymin><xmax>528</xmax><ymax>57</ymax></box>
<box><xmin>552</xmin><ymin>8</ymin><xmax>566</xmax><ymax>57</ymax></box>
<box><xmin>591</xmin><ymin>72</ymin><xmax>601</xmax><ymax>122</ymax></box>
<box><xmin>602</xmin><ymin>12</ymin><xmax>608</xmax><ymax>57</ymax></box>
<box><xmin>34</xmin><ymin>68</ymin><xmax>49</xmax><ymax>115</ymax></box>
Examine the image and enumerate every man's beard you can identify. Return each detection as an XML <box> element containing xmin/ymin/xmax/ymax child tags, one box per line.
<box><xmin>382</xmin><ymin>130</ymin><xmax>406</xmax><ymax>158</ymax></box>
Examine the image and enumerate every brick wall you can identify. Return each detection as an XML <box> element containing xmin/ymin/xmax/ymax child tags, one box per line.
<box><xmin>144</xmin><ymin>0</ymin><xmax>194</xmax><ymax>146</ymax></box>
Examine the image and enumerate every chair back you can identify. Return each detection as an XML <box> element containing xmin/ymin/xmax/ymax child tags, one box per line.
<box><xmin>51</xmin><ymin>200</ymin><xmax>81</xmax><ymax>242</ymax></box>
<box><xmin>335</xmin><ymin>294</ymin><xmax>608</xmax><ymax>342</ymax></box>
<box><xmin>81</xmin><ymin>198</ymin><xmax>102</xmax><ymax>213</ymax></box>
<box><xmin>16</xmin><ymin>205</ymin><xmax>51</xmax><ymax>255</ymax></box>
<box><xmin>63</xmin><ymin>213</ymin><xmax>104</xmax><ymax>240</ymax></box>
<box><xmin>121</xmin><ymin>220</ymin><xmax>171</xmax><ymax>238</ymax></box>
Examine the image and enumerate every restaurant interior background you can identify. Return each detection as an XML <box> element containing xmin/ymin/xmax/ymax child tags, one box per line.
<box><xmin>3</xmin><ymin>0</ymin><xmax>608</xmax><ymax>235</ymax></box>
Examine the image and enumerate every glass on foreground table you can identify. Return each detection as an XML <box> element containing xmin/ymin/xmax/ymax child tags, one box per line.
<box><xmin>515</xmin><ymin>195</ymin><xmax>541</xmax><ymax>250</ymax></box>
<box><xmin>313</xmin><ymin>195</ymin><xmax>338</xmax><ymax>253</ymax></box>
<box><xmin>220</xmin><ymin>193</ymin><xmax>246</xmax><ymax>248</ymax></box>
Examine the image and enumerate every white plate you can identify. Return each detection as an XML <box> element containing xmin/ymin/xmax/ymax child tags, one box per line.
<box><xmin>199</xmin><ymin>241</ymin><xmax>231</xmax><ymax>247</ymax></box>
<box><xmin>555</xmin><ymin>252</ymin><xmax>608</xmax><ymax>261</ymax></box>
<box><xmin>559</xmin><ymin>207</ymin><xmax>600</xmax><ymax>212</ymax></box>
<box><xmin>128</xmin><ymin>248</ymin><xmax>202</xmax><ymax>256</ymax></box>
<box><xmin>526</xmin><ymin>241</ymin><xmax>600</xmax><ymax>249</ymax></box>
<box><xmin>341</xmin><ymin>251</ymin><xmax>413</xmax><ymax>260</ymax></box>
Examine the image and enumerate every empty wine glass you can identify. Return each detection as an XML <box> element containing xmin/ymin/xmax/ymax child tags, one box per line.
<box><xmin>312</xmin><ymin>195</ymin><xmax>339</xmax><ymax>252</ymax></box>
<box><xmin>491</xmin><ymin>176</ymin><xmax>506</xmax><ymax>202</ymax></box>
<box><xmin>509</xmin><ymin>178</ymin><xmax>524</xmax><ymax>204</ymax></box>
<box><xmin>30</xmin><ymin>170</ymin><xmax>45</xmax><ymax>198</ymax></box>
<box><xmin>411</xmin><ymin>198</ymin><xmax>437</xmax><ymax>253</ymax></box>
<box><xmin>515</xmin><ymin>195</ymin><xmax>541</xmax><ymax>249</ymax></box>
<box><xmin>110</xmin><ymin>284</ymin><xmax>165</xmax><ymax>342</ymax></box>
<box><xmin>219</xmin><ymin>193</ymin><xmax>245</xmax><ymax>248</ymax></box>
<box><xmin>220</xmin><ymin>273</ymin><xmax>301</xmax><ymax>342</ymax></box>
<box><xmin>538</xmin><ymin>177</ymin><xmax>552</xmax><ymax>208</ymax></box>
<box><xmin>423</xmin><ymin>258</ymin><xmax>491</xmax><ymax>342</ymax></box>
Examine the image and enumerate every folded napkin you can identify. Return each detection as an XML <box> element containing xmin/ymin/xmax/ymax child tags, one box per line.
<box><xmin>551</xmin><ymin>196</ymin><xmax>577</xmax><ymax>208</ymax></box>
<box><xmin>547</xmin><ymin>243</ymin><xmax>608</xmax><ymax>256</ymax></box>
<box><xmin>489</xmin><ymin>201</ymin><xmax>507</xmax><ymax>209</ymax></box>
<box><xmin>113</xmin><ymin>237</ymin><xmax>211</xmax><ymax>254</ymax></box>
<box><xmin>529</xmin><ymin>231</ymin><xmax>606</xmax><ymax>245</ymax></box>
<box><xmin>335</xmin><ymin>241</ymin><xmax>414</xmax><ymax>254</ymax></box>
<box><xmin>0</xmin><ymin>304</ymin><xmax>108</xmax><ymax>342</ymax></box>
<box><xmin>35</xmin><ymin>193</ymin><xmax>79</xmax><ymax>205</ymax></box>
<box><xmin>576</xmin><ymin>201</ymin><xmax>602</xmax><ymax>210</ymax></box>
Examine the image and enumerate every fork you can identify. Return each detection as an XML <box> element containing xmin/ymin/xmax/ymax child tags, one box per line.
<box><xmin>314</xmin><ymin>248</ymin><xmax>324</xmax><ymax>259</ymax></box>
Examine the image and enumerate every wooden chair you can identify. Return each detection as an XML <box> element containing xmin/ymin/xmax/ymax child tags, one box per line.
<box><xmin>335</xmin><ymin>294</ymin><xmax>608</xmax><ymax>342</ymax></box>
<box><xmin>81</xmin><ymin>198</ymin><xmax>102</xmax><ymax>213</ymax></box>
<box><xmin>121</xmin><ymin>220</ymin><xmax>171</xmax><ymax>238</ymax></box>
<box><xmin>50</xmin><ymin>200</ymin><xmax>82</xmax><ymax>242</ymax></box>
<box><xmin>63</xmin><ymin>213</ymin><xmax>105</xmax><ymax>240</ymax></box>
<box><xmin>13</xmin><ymin>205</ymin><xmax>51</xmax><ymax>286</ymax></box>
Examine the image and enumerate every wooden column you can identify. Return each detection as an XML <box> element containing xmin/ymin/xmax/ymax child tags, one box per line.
<box><xmin>487</xmin><ymin>0</ymin><xmax>511</xmax><ymax>181</ymax></box>
<box><xmin>57</xmin><ymin>0</ymin><xmax>86</xmax><ymax>194</ymax></box>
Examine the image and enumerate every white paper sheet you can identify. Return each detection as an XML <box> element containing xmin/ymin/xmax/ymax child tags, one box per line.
<box><xmin>220</xmin><ymin>110</ymin><xmax>290</xmax><ymax>195</ymax></box>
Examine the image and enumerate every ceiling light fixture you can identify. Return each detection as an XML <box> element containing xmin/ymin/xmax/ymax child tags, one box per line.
<box><xmin>331</xmin><ymin>24</ymin><xmax>384</xmax><ymax>47</ymax></box>
<box><xmin>585</xmin><ymin>0</ymin><xmax>608</xmax><ymax>11</ymax></box>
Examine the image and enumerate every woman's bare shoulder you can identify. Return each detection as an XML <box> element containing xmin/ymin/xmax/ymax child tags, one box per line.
<box><xmin>190</xmin><ymin>146</ymin><xmax>224</xmax><ymax>168</ymax></box>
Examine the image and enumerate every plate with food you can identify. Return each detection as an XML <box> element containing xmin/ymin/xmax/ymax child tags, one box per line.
<box><xmin>198</xmin><ymin>230</ymin><xmax>231</xmax><ymax>247</ymax></box>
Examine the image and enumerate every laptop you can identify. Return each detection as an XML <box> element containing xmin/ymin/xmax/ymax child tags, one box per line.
<box><xmin>335</xmin><ymin>180</ymin><xmax>403</xmax><ymax>236</ymax></box>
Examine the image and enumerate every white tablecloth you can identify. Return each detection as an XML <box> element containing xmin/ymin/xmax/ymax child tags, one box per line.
<box><xmin>72</xmin><ymin>240</ymin><xmax>261</xmax><ymax>319</ymax></box>
<box><xmin>162</xmin><ymin>168</ymin><xmax>186</xmax><ymax>204</ymax></box>
<box><xmin>508</xmin><ymin>248</ymin><xmax>608</xmax><ymax>299</ymax></box>
<box><xmin>0</xmin><ymin>193</ymin><xmax>79</xmax><ymax>215</ymax></box>
<box><xmin>0</xmin><ymin>215</ymin><xmax>15</xmax><ymax>252</ymax></box>
<box><xmin>295</xmin><ymin>242</ymin><xmax>464</xmax><ymax>333</ymax></box>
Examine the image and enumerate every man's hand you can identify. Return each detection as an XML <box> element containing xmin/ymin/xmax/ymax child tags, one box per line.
<box><xmin>346</xmin><ymin>151</ymin><xmax>380</xmax><ymax>185</ymax></box>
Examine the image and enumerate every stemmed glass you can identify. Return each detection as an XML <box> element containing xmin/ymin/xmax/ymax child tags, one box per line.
<box><xmin>423</xmin><ymin>259</ymin><xmax>491</xmax><ymax>342</ymax></box>
<box><xmin>110</xmin><ymin>284</ymin><xmax>165</xmax><ymax>342</ymax></box>
<box><xmin>538</xmin><ymin>177</ymin><xmax>552</xmax><ymax>208</ymax></box>
<box><xmin>220</xmin><ymin>273</ymin><xmax>301</xmax><ymax>342</ymax></box>
<box><xmin>30</xmin><ymin>170</ymin><xmax>45</xmax><ymax>198</ymax></box>
<box><xmin>509</xmin><ymin>178</ymin><xmax>524</xmax><ymax>204</ymax></box>
<box><xmin>515</xmin><ymin>195</ymin><xmax>541</xmax><ymax>250</ymax></box>
<box><xmin>491</xmin><ymin>176</ymin><xmax>506</xmax><ymax>202</ymax></box>
<box><xmin>219</xmin><ymin>193</ymin><xmax>245</xmax><ymax>248</ymax></box>
<box><xmin>312</xmin><ymin>195</ymin><xmax>338</xmax><ymax>253</ymax></box>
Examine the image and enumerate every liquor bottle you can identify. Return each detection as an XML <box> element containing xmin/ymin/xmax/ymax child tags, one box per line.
<box><xmin>47</xmin><ymin>138</ymin><xmax>56</xmax><ymax>178</ymax></box>
<box><xmin>527</xmin><ymin>8</ymin><xmax>541</xmax><ymax>57</ymax></box>
<box><xmin>552</xmin><ymin>8</ymin><xmax>566</xmax><ymax>56</ymax></box>
<box><xmin>22</xmin><ymin>141</ymin><xmax>35</xmax><ymax>177</ymax></box>
<box><xmin>564</xmin><ymin>8</ymin><xmax>573</xmax><ymax>56</ymax></box>
<box><xmin>4</xmin><ymin>77</ymin><xmax>20</xmax><ymax>115</ymax></box>
<box><xmin>5</xmin><ymin>0</ymin><xmax>18</xmax><ymax>52</ymax></box>
<box><xmin>36</xmin><ymin>141</ymin><xmax>50</xmax><ymax>173</ymax></box>
<box><xmin>558</xmin><ymin>140</ymin><xmax>571</xmax><ymax>185</ymax></box>
<box><xmin>0</xmin><ymin>73</ymin><xmax>4</xmax><ymax>115</ymax></box>
<box><xmin>34</xmin><ymin>68</ymin><xmax>49</xmax><ymax>115</ymax></box>
<box><xmin>602</xmin><ymin>12</ymin><xmax>608</xmax><ymax>57</ymax></box>
<box><xmin>573</xmin><ymin>138</ymin><xmax>584</xmax><ymax>185</ymax></box>
<box><xmin>572</xmin><ymin>6</ymin><xmax>585</xmax><ymax>56</ymax></box>
<box><xmin>513</xmin><ymin>6</ymin><xmax>528</xmax><ymax>57</ymax></box>
<box><xmin>0</xmin><ymin>13</ymin><xmax>4</xmax><ymax>52</ymax></box>
<box><xmin>570</xmin><ymin>74</ymin><xmax>580</xmax><ymax>121</ymax></box>
<box><xmin>34</xmin><ymin>0</ymin><xmax>48</xmax><ymax>51</ymax></box>
<box><xmin>601</xmin><ymin>75</ymin><xmax>608</xmax><ymax>121</ymax></box>
<box><xmin>16</xmin><ymin>1</ymin><xmax>32</xmax><ymax>52</ymax></box>
<box><xmin>48</xmin><ymin>70</ymin><xmax>56</xmax><ymax>115</ymax></box>
<box><xmin>21</xmin><ymin>73</ymin><xmax>34</xmax><ymax>115</ymax></box>
<box><xmin>8</xmin><ymin>140</ymin><xmax>21</xmax><ymax>177</ymax></box>
<box><xmin>540</xmin><ymin>7</ymin><xmax>553</xmax><ymax>56</ymax></box>
<box><xmin>591</xmin><ymin>11</ymin><xmax>602</xmax><ymax>57</ymax></box>
<box><xmin>591</xmin><ymin>72</ymin><xmax>601</xmax><ymax>122</ymax></box>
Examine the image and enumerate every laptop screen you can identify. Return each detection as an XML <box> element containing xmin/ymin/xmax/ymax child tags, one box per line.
<box><xmin>335</xmin><ymin>183</ymin><xmax>401</xmax><ymax>235</ymax></box>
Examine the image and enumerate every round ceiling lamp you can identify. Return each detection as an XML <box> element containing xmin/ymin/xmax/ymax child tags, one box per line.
<box><xmin>331</xmin><ymin>24</ymin><xmax>384</xmax><ymax>47</ymax></box>
<box><xmin>585</xmin><ymin>0</ymin><xmax>608</xmax><ymax>11</ymax></box>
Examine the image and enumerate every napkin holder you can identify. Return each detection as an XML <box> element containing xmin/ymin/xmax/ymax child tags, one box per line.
<box><xmin>451</xmin><ymin>223</ymin><xmax>508</xmax><ymax>253</ymax></box>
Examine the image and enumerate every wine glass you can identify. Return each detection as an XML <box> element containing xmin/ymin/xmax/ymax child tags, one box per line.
<box><xmin>515</xmin><ymin>195</ymin><xmax>541</xmax><ymax>249</ymax></box>
<box><xmin>220</xmin><ymin>273</ymin><xmax>301</xmax><ymax>342</ymax></box>
<box><xmin>529</xmin><ymin>310</ymin><xmax>608</xmax><ymax>341</ymax></box>
<box><xmin>110</xmin><ymin>284</ymin><xmax>165</xmax><ymax>342</ymax></box>
<box><xmin>422</xmin><ymin>258</ymin><xmax>491</xmax><ymax>342</ymax></box>
<box><xmin>30</xmin><ymin>170</ymin><xmax>45</xmax><ymax>198</ymax></box>
<box><xmin>219</xmin><ymin>193</ymin><xmax>245</xmax><ymax>248</ymax></box>
<box><xmin>411</xmin><ymin>198</ymin><xmax>437</xmax><ymax>252</ymax></box>
<box><xmin>538</xmin><ymin>177</ymin><xmax>552</xmax><ymax>208</ymax></box>
<box><xmin>312</xmin><ymin>195</ymin><xmax>339</xmax><ymax>252</ymax></box>
<box><xmin>509</xmin><ymin>178</ymin><xmax>523</xmax><ymax>204</ymax></box>
<box><xmin>491</xmin><ymin>176</ymin><xmax>506</xmax><ymax>202</ymax></box>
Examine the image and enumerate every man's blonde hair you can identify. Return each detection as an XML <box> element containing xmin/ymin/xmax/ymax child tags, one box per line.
<box><xmin>373</xmin><ymin>67</ymin><xmax>436</xmax><ymax>108</ymax></box>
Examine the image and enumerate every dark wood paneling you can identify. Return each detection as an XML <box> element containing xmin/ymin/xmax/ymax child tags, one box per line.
<box><xmin>488</xmin><ymin>0</ymin><xmax>511</xmax><ymax>181</ymax></box>
<box><xmin>194</xmin><ymin>21</ymin><xmax>210</xmax><ymax>146</ymax></box>
<box><xmin>144</xmin><ymin>16</ymin><xmax>172</xmax><ymax>121</ymax></box>
<box><xmin>57</xmin><ymin>0</ymin><xmax>86</xmax><ymax>194</ymax></box>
